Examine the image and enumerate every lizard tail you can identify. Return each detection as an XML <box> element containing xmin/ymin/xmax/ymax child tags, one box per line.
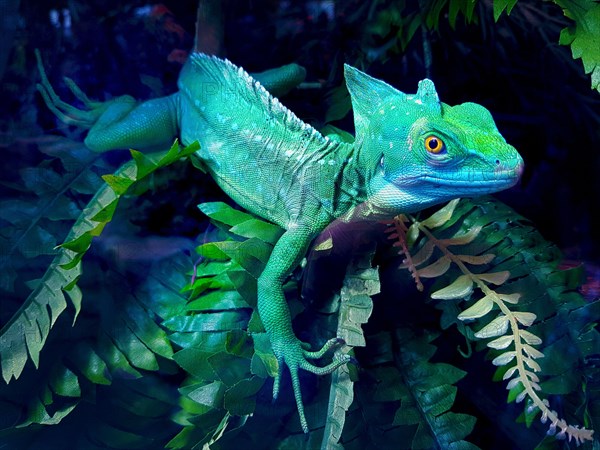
<box><xmin>194</xmin><ymin>0</ymin><xmax>225</xmax><ymax>56</ymax></box>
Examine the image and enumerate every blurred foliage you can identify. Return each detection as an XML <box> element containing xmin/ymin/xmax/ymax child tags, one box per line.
<box><xmin>0</xmin><ymin>0</ymin><xmax>599</xmax><ymax>449</ymax></box>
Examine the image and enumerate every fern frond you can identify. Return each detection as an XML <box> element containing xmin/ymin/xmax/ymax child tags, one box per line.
<box><xmin>398</xmin><ymin>198</ymin><xmax>595</xmax><ymax>445</ymax></box>
<box><xmin>0</xmin><ymin>141</ymin><xmax>199</xmax><ymax>384</ymax></box>
<box><xmin>385</xmin><ymin>214</ymin><xmax>424</xmax><ymax>291</ymax></box>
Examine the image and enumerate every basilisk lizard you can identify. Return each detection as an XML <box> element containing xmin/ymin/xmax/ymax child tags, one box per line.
<box><xmin>37</xmin><ymin>52</ymin><xmax>524</xmax><ymax>432</ymax></box>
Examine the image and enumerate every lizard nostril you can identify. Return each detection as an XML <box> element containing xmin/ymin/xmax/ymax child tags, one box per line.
<box><xmin>495</xmin><ymin>159</ymin><xmax>501</xmax><ymax>166</ymax></box>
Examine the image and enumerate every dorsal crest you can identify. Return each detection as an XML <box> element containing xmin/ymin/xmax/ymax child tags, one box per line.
<box><xmin>185</xmin><ymin>53</ymin><xmax>326</xmax><ymax>143</ymax></box>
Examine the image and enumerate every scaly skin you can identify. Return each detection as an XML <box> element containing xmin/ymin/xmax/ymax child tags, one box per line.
<box><xmin>37</xmin><ymin>51</ymin><xmax>524</xmax><ymax>432</ymax></box>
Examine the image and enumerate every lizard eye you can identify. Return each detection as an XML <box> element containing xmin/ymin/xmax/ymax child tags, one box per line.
<box><xmin>425</xmin><ymin>135</ymin><xmax>446</xmax><ymax>154</ymax></box>
<box><xmin>380</xmin><ymin>155</ymin><xmax>385</xmax><ymax>167</ymax></box>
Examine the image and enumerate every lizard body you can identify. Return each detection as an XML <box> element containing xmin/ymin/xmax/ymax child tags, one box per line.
<box><xmin>38</xmin><ymin>52</ymin><xmax>524</xmax><ymax>432</ymax></box>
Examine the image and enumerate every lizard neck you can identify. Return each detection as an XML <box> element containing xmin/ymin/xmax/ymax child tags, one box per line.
<box><xmin>337</xmin><ymin>140</ymin><xmax>422</xmax><ymax>223</ymax></box>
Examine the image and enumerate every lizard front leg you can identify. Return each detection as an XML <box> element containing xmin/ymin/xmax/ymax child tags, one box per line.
<box><xmin>258</xmin><ymin>226</ymin><xmax>351</xmax><ymax>432</ymax></box>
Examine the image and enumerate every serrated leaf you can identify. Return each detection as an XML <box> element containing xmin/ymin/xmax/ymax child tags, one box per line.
<box><xmin>1</xmin><ymin>141</ymin><xmax>197</xmax><ymax>386</ymax></box>
<box><xmin>130</xmin><ymin>149</ymin><xmax>157</xmax><ymax>178</ymax></box>
<box><xmin>101</xmin><ymin>174</ymin><xmax>134</xmax><ymax>195</ymax></box>
<box><xmin>417</xmin><ymin>255</ymin><xmax>451</xmax><ymax>278</ymax></box>
<box><xmin>458</xmin><ymin>295</ymin><xmax>494</xmax><ymax>320</ymax></box>
<box><xmin>559</xmin><ymin>3</ymin><xmax>600</xmax><ymax>92</ymax></box>
<box><xmin>474</xmin><ymin>314</ymin><xmax>509</xmax><ymax>338</ymax></box>
<box><xmin>432</xmin><ymin>275</ymin><xmax>473</xmax><ymax>300</ymax></box>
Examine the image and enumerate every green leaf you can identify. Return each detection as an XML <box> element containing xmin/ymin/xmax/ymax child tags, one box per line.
<box><xmin>493</xmin><ymin>0</ymin><xmax>518</xmax><ymax>21</ymax></box>
<box><xmin>208</xmin><ymin>352</ymin><xmax>251</xmax><ymax>386</ymax></box>
<box><xmin>163</xmin><ymin>311</ymin><xmax>249</xmax><ymax>332</ymax></box>
<box><xmin>1</xmin><ymin>141</ymin><xmax>198</xmax><ymax>384</ymax></box>
<box><xmin>173</xmin><ymin>347</ymin><xmax>219</xmax><ymax>380</ymax></box>
<box><xmin>49</xmin><ymin>365</ymin><xmax>81</xmax><ymax>397</ymax></box>
<box><xmin>22</xmin><ymin>399</ymin><xmax>78</xmax><ymax>426</ymax></box>
<box><xmin>67</xmin><ymin>342</ymin><xmax>111</xmax><ymax>385</ymax></box>
<box><xmin>130</xmin><ymin>149</ymin><xmax>158</xmax><ymax>178</ymax></box>
<box><xmin>198</xmin><ymin>202</ymin><xmax>253</xmax><ymax>226</ymax></box>
<box><xmin>229</xmin><ymin>219</ymin><xmax>283</xmax><ymax>244</ymax></box>
<box><xmin>186</xmin><ymin>290</ymin><xmax>251</xmax><ymax>311</ymax></box>
<box><xmin>185</xmin><ymin>381</ymin><xmax>225</xmax><ymax>409</ymax></box>
<box><xmin>124</xmin><ymin>302</ymin><xmax>174</xmax><ymax>359</ymax></box>
<box><xmin>223</xmin><ymin>376</ymin><xmax>264</xmax><ymax>416</ymax></box>
<box><xmin>101</xmin><ymin>174</ymin><xmax>135</xmax><ymax>195</ymax></box>
<box><xmin>251</xmin><ymin>333</ymin><xmax>278</xmax><ymax>378</ymax></box>
<box><xmin>559</xmin><ymin>3</ymin><xmax>600</xmax><ymax>92</ymax></box>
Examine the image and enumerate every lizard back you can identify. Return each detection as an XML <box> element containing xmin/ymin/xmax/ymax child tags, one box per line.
<box><xmin>178</xmin><ymin>53</ymin><xmax>353</xmax><ymax>229</ymax></box>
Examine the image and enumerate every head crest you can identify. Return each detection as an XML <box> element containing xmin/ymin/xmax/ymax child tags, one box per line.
<box><xmin>344</xmin><ymin>65</ymin><xmax>441</xmax><ymax>138</ymax></box>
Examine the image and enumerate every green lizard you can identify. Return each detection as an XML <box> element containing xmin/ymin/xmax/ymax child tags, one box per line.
<box><xmin>37</xmin><ymin>52</ymin><xmax>524</xmax><ymax>432</ymax></box>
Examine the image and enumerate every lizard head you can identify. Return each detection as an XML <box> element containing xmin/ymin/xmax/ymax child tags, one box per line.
<box><xmin>344</xmin><ymin>65</ymin><xmax>524</xmax><ymax>216</ymax></box>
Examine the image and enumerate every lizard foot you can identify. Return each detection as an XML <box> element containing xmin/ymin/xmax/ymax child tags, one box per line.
<box><xmin>272</xmin><ymin>337</ymin><xmax>350</xmax><ymax>433</ymax></box>
<box><xmin>35</xmin><ymin>49</ymin><xmax>134</xmax><ymax>129</ymax></box>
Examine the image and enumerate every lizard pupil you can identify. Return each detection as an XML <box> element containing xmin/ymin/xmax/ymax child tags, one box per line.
<box><xmin>425</xmin><ymin>136</ymin><xmax>445</xmax><ymax>154</ymax></box>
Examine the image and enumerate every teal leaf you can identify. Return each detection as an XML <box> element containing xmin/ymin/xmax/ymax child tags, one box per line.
<box><xmin>185</xmin><ymin>380</ymin><xmax>226</xmax><ymax>409</ymax></box>
<box><xmin>223</xmin><ymin>376</ymin><xmax>264</xmax><ymax>416</ymax></box>
<box><xmin>49</xmin><ymin>365</ymin><xmax>81</xmax><ymax>397</ymax></box>
<box><xmin>493</xmin><ymin>0</ymin><xmax>518</xmax><ymax>21</ymax></box>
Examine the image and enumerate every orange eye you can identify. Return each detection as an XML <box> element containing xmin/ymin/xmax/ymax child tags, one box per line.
<box><xmin>425</xmin><ymin>136</ymin><xmax>445</xmax><ymax>154</ymax></box>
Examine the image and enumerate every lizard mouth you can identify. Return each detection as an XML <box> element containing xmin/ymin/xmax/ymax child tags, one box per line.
<box><xmin>422</xmin><ymin>160</ymin><xmax>524</xmax><ymax>193</ymax></box>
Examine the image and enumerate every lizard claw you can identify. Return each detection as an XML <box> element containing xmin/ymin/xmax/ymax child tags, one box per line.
<box><xmin>271</xmin><ymin>336</ymin><xmax>351</xmax><ymax>433</ymax></box>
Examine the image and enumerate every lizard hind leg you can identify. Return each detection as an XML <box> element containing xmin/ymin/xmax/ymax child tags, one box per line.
<box><xmin>35</xmin><ymin>49</ymin><xmax>107</xmax><ymax>128</ymax></box>
<box><xmin>36</xmin><ymin>49</ymin><xmax>179</xmax><ymax>153</ymax></box>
